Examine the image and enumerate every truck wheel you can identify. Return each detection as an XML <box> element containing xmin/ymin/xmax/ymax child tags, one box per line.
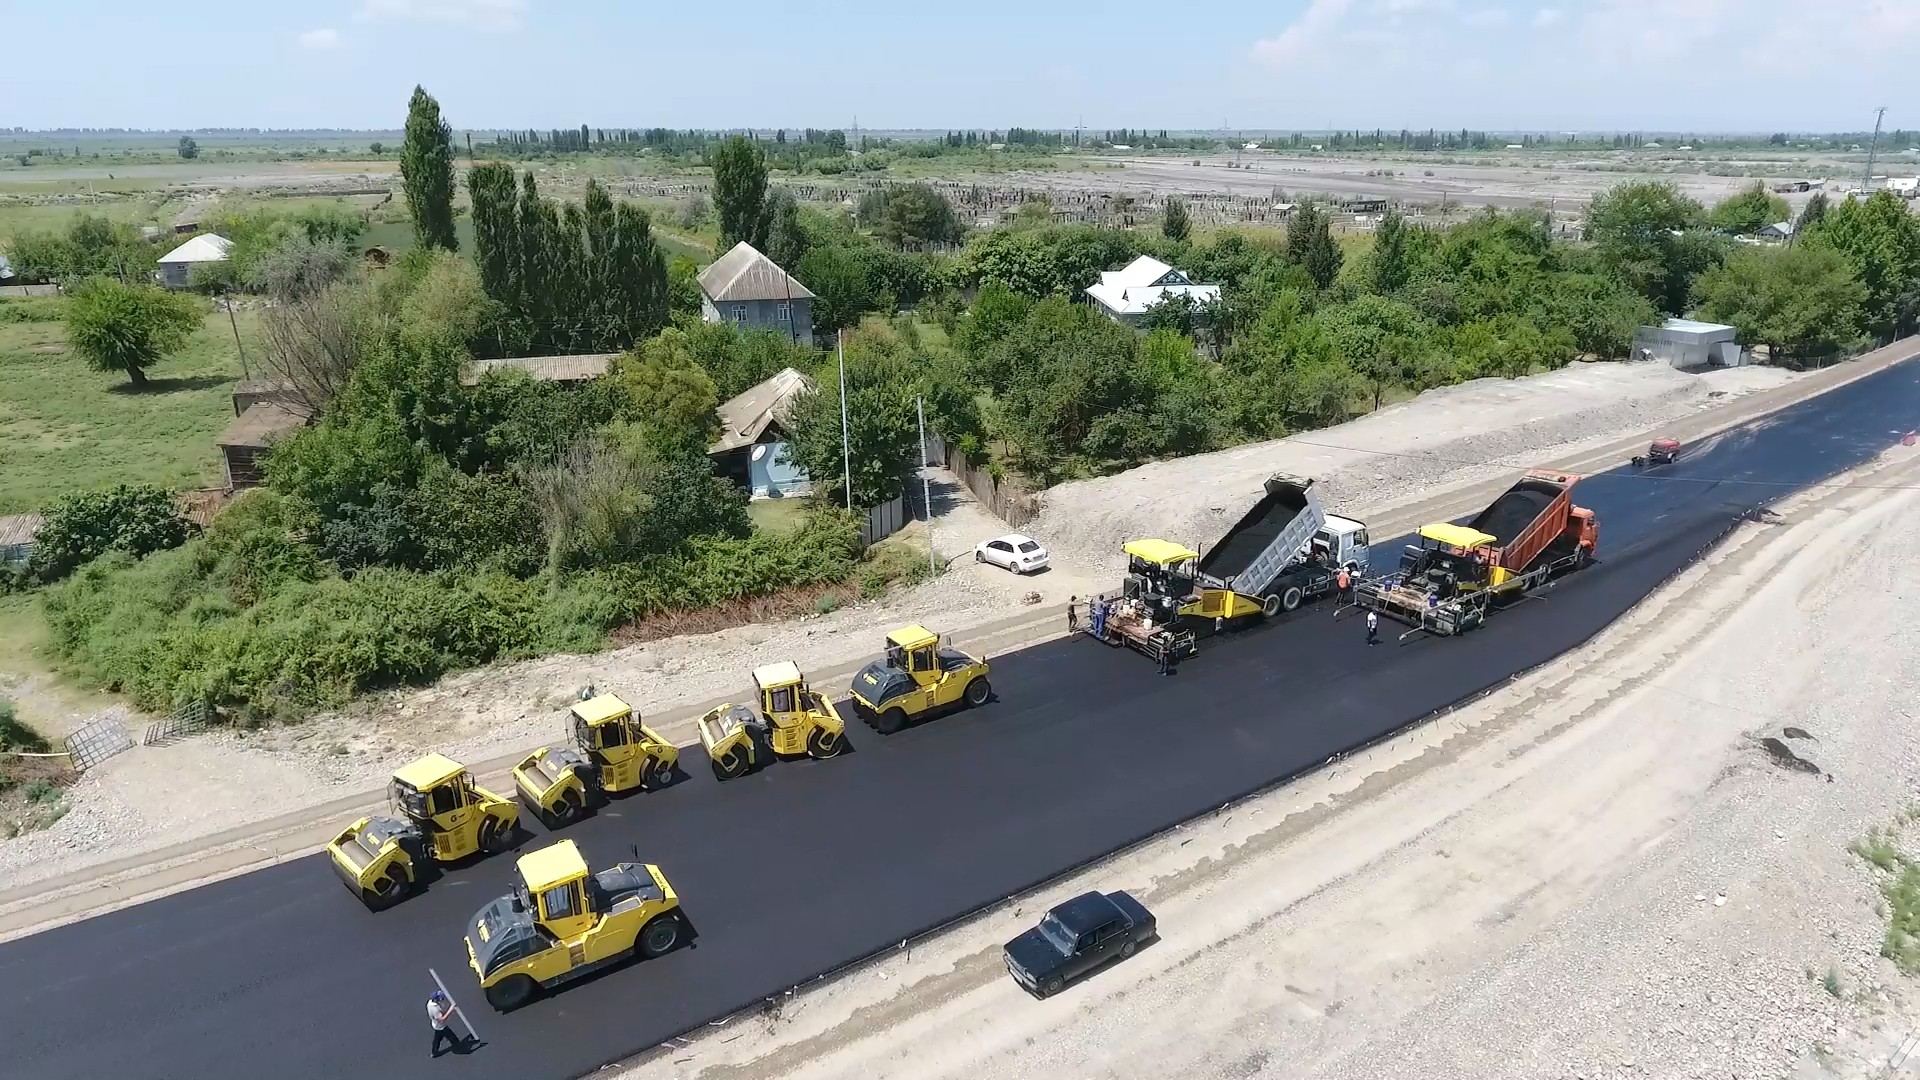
<box><xmin>645</xmin><ymin>759</ymin><xmax>674</xmax><ymax>789</ymax></box>
<box><xmin>712</xmin><ymin>750</ymin><xmax>744</xmax><ymax>781</ymax></box>
<box><xmin>877</xmin><ymin>708</ymin><xmax>908</xmax><ymax>735</ymax></box>
<box><xmin>1040</xmin><ymin>976</ymin><xmax>1063</xmax><ymax>999</ymax></box>
<box><xmin>485</xmin><ymin>975</ymin><xmax>537</xmax><ymax>1012</ymax></box>
<box><xmin>807</xmin><ymin>727</ymin><xmax>844</xmax><ymax>758</ymax></box>
<box><xmin>1261</xmin><ymin>592</ymin><xmax>1282</xmax><ymax>617</ymax></box>
<box><xmin>964</xmin><ymin>678</ymin><xmax>992</xmax><ymax>707</ymax></box>
<box><xmin>1281</xmin><ymin>586</ymin><xmax>1304</xmax><ymax>612</ymax></box>
<box><xmin>638</xmin><ymin>914</ymin><xmax>683</xmax><ymax>958</ymax></box>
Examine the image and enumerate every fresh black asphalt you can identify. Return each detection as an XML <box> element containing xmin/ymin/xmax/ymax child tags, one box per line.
<box><xmin>3</xmin><ymin>360</ymin><xmax>1918</xmax><ymax>1080</ymax></box>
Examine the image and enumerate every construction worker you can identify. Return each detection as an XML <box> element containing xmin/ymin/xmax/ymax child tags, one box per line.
<box><xmin>1335</xmin><ymin>566</ymin><xmax>1352</xmax><ymax>606</ymax></box>
<box><xmin>1067</xmin><ymin>595</ymin><xmax>1080</xmax><ymax>633</ymax></box>
<box><xmin>1365</xmin><ymin>610</ymin><xmax>1379</xmax><ymax>646</ymax></box>
<box><xmin>426</xmin><ymin>989</ymin><xmax>463</xmax><ymax>1058</ymax></box>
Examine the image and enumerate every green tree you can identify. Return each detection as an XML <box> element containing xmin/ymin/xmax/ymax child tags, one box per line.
<box><xmin>1324</xmin><ymin>294</ymin><xmax>1431</xmax><ymax>409</ymax></box>
<box><xmin>176</xmin><ymin>136</ymin><xmax>199</xmax><ymax>160</ymax></box>
<box><xmin>1161</xmin><ymin>196</ymin><xmax>1191</xmax><ymax>243</ymax></box>
<box><xmin>1693</xmin><ymin>245</ymin><xmax>1864</xmax><ymax>361</ymax></box>
<box><xmin>796</xmin><ymin>243</ymin><xmax>877</xmax><ymax>335</ymax></box>
<box><xmin>63</xmin><ymin>278</ymin><xmax>203</xmax><ymax>387</ymax></box>
<box><xmin>762</xmin><ymin>189</ymin><xmax>809</xmax><ymax>269</ymax></box>
<box><xmin>874</xmin><ymin>183</ymin><xmax>964</xmax><ymax>248</ymax></box>
<box><xmin>1808</xmin><ymin>191</ymin><xmax>1920</xmax><ymax>339</ymax></box>
<box><xmin>614</xmin><ymin>329</ymin><xmax>723</xmax><ymax>448</ymax></box>
<box><xmin>1585</xmin><ymin>181</ymin><xmax>1715</xmax><ymax>314</ymax></box>
<box><xmin>400</xmin><ymin>85</ymin><xmax>458</xmax><ymax>252</ymax></box>
<box><xmin>1369</xmin><ymin>208</ymin><xmax>1411</xmax><ymax>293</ymax></box>
<box><xmin>369</xmin><ymin>141</ymin><xmax>385</xmax><ymax>155</ymax></box>
<box><xmin>1796</xmin><ymin>191</ymin><xmax>1829</xmax><ymax>233</ymax></box>
<box><xmin>28</xmin><ymin>483</ymin><xmax>192</xmax><ymax>582</ymax></box>
<box><xmin>785</xmin><ymin>333</ymin><xmax>919</xmax><ymax>507</ymax></box>
<box><xmin>1707</xmin><ymin>182</ymin><xmax>1790</xmax><ymax>235</ymax></box>
<box><xmin>1287</xmin><ymin>205</ymin><xmax>1342</xmax><ymax>290</ymax></box>
<box><xmin>710</xmin><ymin>135</ymin><xmax>769</xmax><ymax>250</ymax></box>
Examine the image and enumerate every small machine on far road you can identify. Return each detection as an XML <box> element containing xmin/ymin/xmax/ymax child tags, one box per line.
<box><xmin>511</xmin><ymin>692</ymin><xmax>679</xmax><ymax>829</ymax></box>
<box><xmin>326</xmin><ymin>753</ymin><xmax>520</xmax><ymax>910</ymax></box>
<box><xmin>1632</xmin><ymin>437</ymin><xmax>1681</xmax><ymax>467</ymax></box>
<box><xmin>695</xmin><ymin>661</ymin><xmax>848</xmax><ymax>780</ymax></box>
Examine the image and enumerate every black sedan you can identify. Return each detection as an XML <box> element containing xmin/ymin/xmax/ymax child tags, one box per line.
<box><xmin>1003</xmin><ymin>890</ymin><xmax>1155</xmax><ymax>998</ymax></box>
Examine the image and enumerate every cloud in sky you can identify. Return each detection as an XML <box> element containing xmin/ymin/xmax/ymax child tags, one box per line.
<box><xmin>297</xmin><ymin>27</ymin><xmax>342</xmax><ymax>50</ymax></box>
<box><xmin>1251</xmin><ymin>0</ymin><xmax>1354</xmax><ymax>65</ymax></box>
<box><xmin>355</xmin><ymin>0</ymin><xmax>527</xmax><ymax>31</ymax></box>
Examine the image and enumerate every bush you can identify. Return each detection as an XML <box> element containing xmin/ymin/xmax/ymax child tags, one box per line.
<box><xmin>0</xmin><ymin>297</ymin><xmax>66</xmax><ymax>323</ymax></box>
<box><xmin>29</xmin><ymin>483</ymin><xmax>193</xmax><ymax>582</ymax></box>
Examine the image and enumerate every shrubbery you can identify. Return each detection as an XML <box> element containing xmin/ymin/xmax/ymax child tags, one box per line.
<box><xmin>29</xmin><ymin>483</ymin><xmax>193</xmax><ymax>583</ymax></box>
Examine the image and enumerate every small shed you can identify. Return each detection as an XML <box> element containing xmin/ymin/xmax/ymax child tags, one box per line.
<box><xmin>709</xmin><ymin>367</ymin><xmax>814</xmax><ymax>499</ymax></box>
<box><xmin>1758</xmin><ymin>221</ymin><xmax>1794</xmax><ymax>241</ymax></box>
<box><xmin>217</xmin><ymin>403</ymin><xmax>307</xmax><ymax>489</ymax></box>
<box><xmin>231</xmin><ymin>378</ymin><xmax>300</xmax><ymax>416</ymax></box>
<box><xmin>461</xmin><ymin>353</ymin><xmax>618</xmax><ymax>386</ymax></box>
<box><xmin>156</xmin><ymin>233</ymin><xmax>232</xmax><ymax>289</ymax></box>
<box><xmin>0</xmin><ymin>513</ymin><xmax>44</xmax><ymax>567</ymax></box>
<box><xmin>1632</xmin><ymin>318</ymin><xmax>1744</xmax><ymax>369</ymax></box>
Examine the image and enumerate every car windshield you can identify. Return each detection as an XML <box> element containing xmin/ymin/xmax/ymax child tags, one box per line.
<box><xmin>1017</xmin><ymin>541</ymin><xmax>1041</xmax><ymax>553</ymax></box>
<box><xmin>1038</xmin><ymin>913</ymin><xmax>1075</xmax><ymax>952</ymax></box>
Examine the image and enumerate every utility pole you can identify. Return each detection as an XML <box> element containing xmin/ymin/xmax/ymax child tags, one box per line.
<box><xmin>838</xmin><ymin>330</ymin><xmax>852</xmax><ymax>511</ymax></box>
<box><xmin>1863</xmin><ymin>106</ymin><xmax>1888</xmax><ymax>194</ymax></box>
<box><xmin>224</xmin><ymin>293</ymin><xmax>249</xmax><ymax>378</ymax></box>
<box><xmin>917</xmin><ymin>395</ymin><xmax>936</xmax><ymax>574</ymax></box>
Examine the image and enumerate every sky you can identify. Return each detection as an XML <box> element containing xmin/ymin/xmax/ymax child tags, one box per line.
<box><xmin>2</xmin><ymin>0</ymin><xmax>1916</xmax><ymax>133</ymax></box>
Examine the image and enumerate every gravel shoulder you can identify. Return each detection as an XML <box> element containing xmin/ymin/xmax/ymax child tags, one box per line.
<box><xmin>0</xmin><ymin>358</ymin><xmax>1820</xmax><ymax>894</ymax></box>
<box><xmin>605</xmin><ymin>429</ymin><xmax>1920</xmax><ymax>1080</ymax></box>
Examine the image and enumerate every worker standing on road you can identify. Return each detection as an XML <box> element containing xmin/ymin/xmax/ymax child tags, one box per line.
<box><xmin>1365</xmin><ymin>610</ymin><xmax>1379</xmax><ymax>646</ymax></box>
<box><xmin>1067</xmin><ymin>595</ymin><xmax>1079</xmax><ymax>633</ymax></box>
<box><xmin>427</xmin><ymin>990</ymin><xmax>463</xmax><ymax>1058</ymax></box>
<box><xmin>1335</xmin><ymin>567</ymin><xmax>1351</xmax><ymax>606</ymax></box>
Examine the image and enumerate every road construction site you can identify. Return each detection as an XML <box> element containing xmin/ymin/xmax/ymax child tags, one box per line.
<box><xmin>2</xmin><ymin>343</ymin><xmax>1918</xmax><ymax>1080</ymax></box>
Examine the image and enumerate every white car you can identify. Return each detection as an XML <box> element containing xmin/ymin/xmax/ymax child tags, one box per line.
<box><xmin>976</xmin><ymin>534</ymin><xmax>1050</xmax><ymax>574</ymax></box>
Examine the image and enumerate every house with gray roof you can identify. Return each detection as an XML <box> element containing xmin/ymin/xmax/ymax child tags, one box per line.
<box><xmin>697</xmin><ymin>242</ymin><xmax>815</xmax><ymax>347</ymax></box>
<box><xmin>709</xmin><ymin>366</ymin><xmax>813</xmax><ymax>498</ymax></box>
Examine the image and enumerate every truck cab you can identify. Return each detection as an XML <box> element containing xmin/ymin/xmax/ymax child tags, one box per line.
<box><xmin>849</xmin><ymin>625</ymin><xmax>993</xmax><ymax>734</ymax></box>
<box><xmin>1314</xmin><ymin>515</ymin><xmax>1370</xmax><ymax>571</ymax></box>
<box><xmin>466</xmin><ymin>839</ymin><xmax>684</xmax><ymax>1011</ymax></box>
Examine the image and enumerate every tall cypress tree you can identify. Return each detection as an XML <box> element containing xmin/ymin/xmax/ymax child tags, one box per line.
<box><xmin>1369</xmin><ymin>208</ymin><xmax>1409</xmax><ymax>293</ymax></box>
<box><xmin>400</xmin><ymin>86</ymin><xmax>458</xmax><ymax>251</ymax></box>
<box><xmin>1161</xmin><ymin>196</ymin><xmax>1191</xmax><ymax>243</ymax></box>
<box><xmin>710</xmin><ymin>135</ymin><xmax>769</xmax><ymax>249</ymax></box>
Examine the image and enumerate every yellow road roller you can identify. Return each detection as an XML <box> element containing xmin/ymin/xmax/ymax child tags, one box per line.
<box><xmin>511</xmin><ymin>693</ymin><xmax>679</xmax><ymax>828</ymax></box>
<box><xmin>848</xmin><ymin>624</ymin><xmax>992</xmax><ymax>734</ymax></box>
<box><xmin>694</xmin><ymin>660</ymin><xmax>847</xmax><ymax>780</ymax></box>
<box><xmin>326</xmin><ymin>753</ymin><xmax>520</xmax><ymax>910</ymax></box>
<box><xmin>466</xmin><ymin>839</ymin><xmax>686</xmax><ymax>1011</ymax></box>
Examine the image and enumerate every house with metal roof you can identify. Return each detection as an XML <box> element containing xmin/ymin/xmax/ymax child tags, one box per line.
<box><xmin>709</xmin><ymin>366</ymin><xmax>813</xmax><ymax>498</ymax></box>
<box><xmin>697</xmin><ymin>242</ymin><xmax>816</xmax><ymax>347</ymax></box>
<box><xmin>156</xmin><ymin>233</ymin><xmax>232</xmax><ymax>289</ymax></box>
<box><xmin>1084</xmin><ymin>255</ymin><xmax>1221</xmax><ymax>328</ymax></box>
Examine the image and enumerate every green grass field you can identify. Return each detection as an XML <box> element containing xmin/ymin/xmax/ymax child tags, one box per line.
<box><xmin>0</xmin><ymin>299</ymin><xmax>259</xmax><ymax>514</ymax></box>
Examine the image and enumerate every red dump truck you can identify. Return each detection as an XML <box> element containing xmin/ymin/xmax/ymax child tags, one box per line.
<box><xmin>1356</xmin><ymin>470</ymin><xmax>1598</xmax><ymax>636</ymax></box>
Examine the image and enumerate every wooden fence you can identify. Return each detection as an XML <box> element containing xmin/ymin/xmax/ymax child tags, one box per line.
<box><xmin>925</xmin><ymin>434</ymin><xmax>1040</xmax><ymax>528</ymax></box>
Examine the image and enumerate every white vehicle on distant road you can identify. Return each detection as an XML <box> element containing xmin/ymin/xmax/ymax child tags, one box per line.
<box><xmin>976</xmin><ymin>534</ymin><xmax>1050</xmax><ymax>574</ymax></box>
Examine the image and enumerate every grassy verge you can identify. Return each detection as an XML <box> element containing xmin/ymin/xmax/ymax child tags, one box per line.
<box><xmin>1852</xmin><ymin>816</ymin><xmax>1920</xmax><ymax>973</ymax></box>
<box><xmin>0</xmin><ymin>299</ymin><xmax>258</xmax><ymax>514</ymax></box>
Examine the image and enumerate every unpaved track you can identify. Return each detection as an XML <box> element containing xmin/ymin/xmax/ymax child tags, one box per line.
<box><xmin>609</xmin><ymin>425</ymin><xmax>1920</xmax><ymax>1080</ymax></box>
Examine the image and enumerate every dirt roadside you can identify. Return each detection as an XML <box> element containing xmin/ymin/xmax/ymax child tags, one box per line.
<box><xmin>604</xmin><ymin>407</ymin><xmax>1920</xmax><ymax>1080</ymax></box>
<box><xmin>0</xmin><ymin>343</ymin><xmax>1912</xmax><ymax>941</ymax></box>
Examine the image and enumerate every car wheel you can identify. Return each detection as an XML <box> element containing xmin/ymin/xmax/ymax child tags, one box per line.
<box><xmin>1041</xmin><ymin>976</ymin><xmax>1063</xmax><ymax>998</ymax></box>
<box><xmin>877</xmin><ymin>708</ymin><xmax>908</xmax><ymax>735</ymax></box>
<box><xmin>975</xmin><ymin>550</ymin><xmax>986</xmax><ymax>563</ymax></box>
<box><xmin>964</xmin><ymin>678</ymin><xmax>991</xmax><ymax>707</ymax></box>
<box><xmin>485</xmin><ymin>975</ymin><xmax>537</xmax><ymax>1012</ymax></box>
<box><xmin>638</xmin><ymin>914</ymin><xmax>683</xmax><ymax>958</ymax></box>
<box><xmin>1120</xmin><ymin>940</ymin><xmax>1137</xmax><ymax>959</ymax></box>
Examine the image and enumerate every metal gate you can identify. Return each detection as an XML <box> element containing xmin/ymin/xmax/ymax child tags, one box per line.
<box><xmin>64</xmin><ymin>717</ymin><xmax>134</xmax><ymax>772</ymax></box>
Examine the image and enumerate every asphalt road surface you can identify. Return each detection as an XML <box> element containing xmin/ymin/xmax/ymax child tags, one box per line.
<box><xmin>4</xmin><ymin>362</ymin><xmax>1918</xmax><ymax>1080</ymax></box>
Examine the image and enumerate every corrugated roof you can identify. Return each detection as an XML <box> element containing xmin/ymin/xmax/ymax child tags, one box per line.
<box><xmin>1086</xmin><ymin>254</ymin><xmax>1220</xmax><ymax>315</ymax></box>
<box><xmin>0</xmin><ymin>513</ymin><xmax>44</xmax><ymax>548</ymax></box>
<box><xmin>158</xmin><ymin>234</ymin><xmax>233</xmax><ymax>264</ymax></box>
<box><xmin>217</xmin><ymin>402</ymin><xmax>307</xmax><ymax>449</ymax></box>
<box><xmin>462</xmin><ymin>353</ymin><xmax>619</xmax><ymax>385</ymax></box>
<box><xmin>710</xmin><ymin>366</ymin><xmax>813</xmax><ymax>454</ymax></box>
<box><xmin>698</xmin><ymin>242</ymin><xmax>815</xmax><ymax>303</ymax></box>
